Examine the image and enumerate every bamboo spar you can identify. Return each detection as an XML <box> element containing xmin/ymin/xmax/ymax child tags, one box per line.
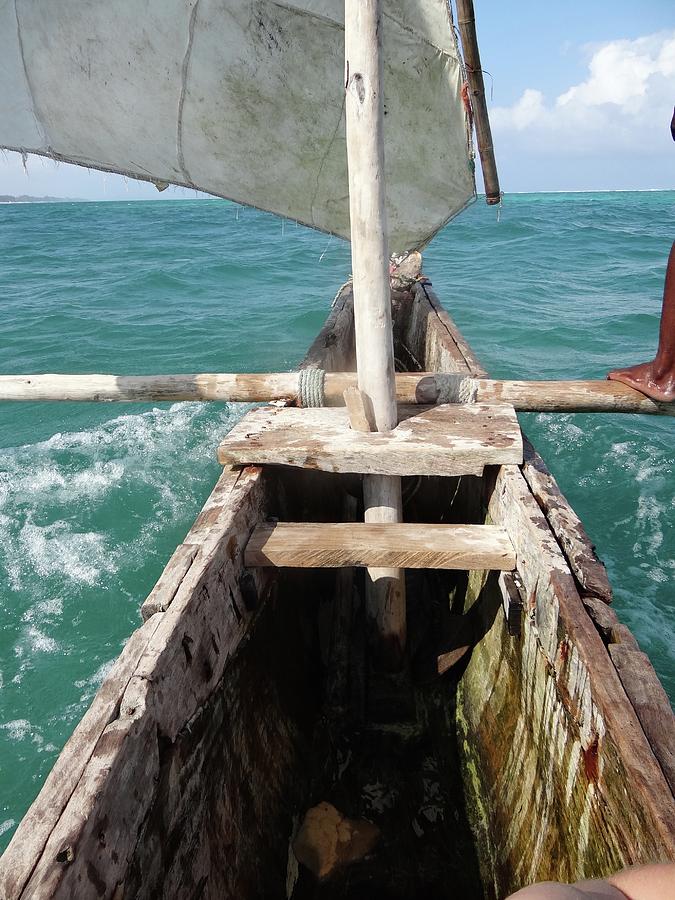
<box><xmin>455</xmin><ymin>0</ymin><xmax>500</xmax><ymax>204</ymax></box>
<box><xmin>0</xmin><ymin>372</ymin><xmax>673</xmax><ymax>415</ymax></box>
<box><xmin>344</xmin><ymin>0</ymin><xmax>406</xmax><ymax>670</ymax></box>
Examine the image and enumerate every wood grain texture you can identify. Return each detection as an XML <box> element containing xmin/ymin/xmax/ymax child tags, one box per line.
<box><xmin>0</xmin><ymin>464</ymin><xmax>270</xmax><ymax>898</ymax></box>
<box><xmin>498</xmin><ymin>570</ymin><xmax>524</xmax><ymax>637</ymax></box>
<box><xmin>343</xmin><ymin>387</ymin><xmax>374</xmax><ymax>432</ymax></box>
<box><xmin>140</xmin><ymin>543</ymin><xmax>198</xmax><ymax>621</ymax></box>
<box><xmin>1</xmin><ymin>370</ymin><xmax>672</xmax><ymax>415</ymax></box>
<box><xmin>407</xmin><ymin>285</ymin><xmax>675</xmax><ymax>895</ymax></box>
<box><xmin>245</xmin><ymin>523</ymin><xmax>515</xmax><ymax>571</ymax></box>
<box><xmin>0</xmin><ymin>616</ymin><xmax>164</xmax><ymax>899</ymax></box>
<box><xmin>302</xmin><ymin>282</ymin><xmax>355</xmax><ymax>372</ymax></box>
<box><xmin>0</xmin><ymin>372</ymin><xmax>300</xmax><ymax>403</ymax></box>
<box><xmin>0</xmin><ymin>283</ymin><xmax>358</xmax><ymax>898</ymax></box>
<box><xmin>344</xmin><ymin>0</ymin><xmax>406</xmax><ymax>670</ymax></box>
<box><xmin>0</xmin><ymin>286</ymin><xmax>356</xmax><ymax>897</ymax></box>
<box><xmin>455</xmin><ymin>468</ymin><xmax>675</xmax><ymax>897</ymax></box>
<box><xmin>4</xmin><ymin>272</ymin><xmax>674</xmax><ymax>900</ymax></box>
<box><xmin>609</xmin><ymin>645</ymin><xmax>675</xmax><ymax>794</ymax></box>
<box><xmin>521</xmin><ymin>437</ymin><xmax>613</xmax><ymax>603</ymax></box>
<box><xmin>415</xmin><ymin>282</ymin><xmax>489</xmax><ymax>377</ymax></box>
<box><xmin>476</xmin><ymin>378</ymin><xmax>675</xmax><ymax>416</ymax></box>
<box><xmin>455</xmin><ymin>0</ymin><xmax>500</xmax><ymax>203</ymax></box>
<box><xmin>217</xmin><ymin>403</ymin><xmax>523</xmax><ymax>476</ymax></box>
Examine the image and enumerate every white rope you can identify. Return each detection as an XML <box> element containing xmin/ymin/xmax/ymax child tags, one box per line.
<box><xmin>298</xmin><ymin>367</ymin><xmax>326</xmax><ymax>407</ymax></box>
<box><xmin>331</xmin><ymin>278</ymin><xmax>353</xmax><ymax>308</ymax></box>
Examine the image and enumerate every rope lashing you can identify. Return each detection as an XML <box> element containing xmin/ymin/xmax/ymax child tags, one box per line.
<box><xmin>298</xmin><ymin>367</ymin><xmax>326</xmax><ymax>407</ymax></box>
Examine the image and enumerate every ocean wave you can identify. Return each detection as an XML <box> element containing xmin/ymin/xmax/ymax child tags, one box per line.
<box><xmin>0</xmin><ymin>401</ymin><xmax>243</xmax><ymax>592</ymax></box>
<box><xmin>0</xmin><ymin>401</ymin><xmax>245</xmax><ymax>736</ymax></box>
<box><xmin>526</xmin><ymin>413</ymin><xmax>674</xmax><ymax>698</ymax></box>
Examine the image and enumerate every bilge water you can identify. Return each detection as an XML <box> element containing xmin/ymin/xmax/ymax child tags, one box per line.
<box><xmin>0</xmin><ymin>192</ymin><xmax>673</xmax><ymax>849</ymax></box>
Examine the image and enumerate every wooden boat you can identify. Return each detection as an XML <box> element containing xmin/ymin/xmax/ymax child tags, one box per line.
<box><xmin>1</xmin><ymin>1</ymin><xmax>674</xmax><ymax>897</ymax></box>
<box><xmin>1</xmin><ymin>277</ymin><xmax>674</xmax><ymax>899</ymax></box>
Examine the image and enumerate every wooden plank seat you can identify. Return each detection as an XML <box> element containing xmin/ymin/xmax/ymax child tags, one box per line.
<box><xmin>218</xmin><ymin>403</ymin><xmax>523</xmax><ymax>476</ymax></box>
<box><xmin>245</xmin><ymin>522</ymin><xmax>516</xmax><ymax>571</ymax></box>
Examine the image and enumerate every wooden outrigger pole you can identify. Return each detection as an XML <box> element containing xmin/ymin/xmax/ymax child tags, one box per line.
<box><xmin>1</xmin><ymin>372</ymin><xmax>674</xmax><ymax>415</ymax></box>
<box><xmin>344</xmin><ymin>0</ymin><xmax>406</xmax><ymax>670</ymax></box>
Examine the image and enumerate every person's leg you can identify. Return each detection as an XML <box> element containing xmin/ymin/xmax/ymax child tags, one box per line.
<box><xmin>607</xmin><ymin>862</ymin><xmax>675</xmax><ymax>900</ymax></box>
<box><xmin>608</xmin><ymin>241</ymin><xmax>675</xmax><ymax>401</ymax></box>
<box><xmin>507</xmin><ymin>881</ymin><xmax>624</xmax><ymax>900</ymax></box>
<box><xmin>507</xmin><ymin>863</ymin><xmax>675</xmax><ymax>900</ymax></box>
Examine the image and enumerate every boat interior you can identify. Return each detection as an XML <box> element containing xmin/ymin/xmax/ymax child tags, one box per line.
<box><xmin>126</xmin><ymin>287</ymin><xmax>505</xmax><ymax>899</ymax></box>
<box><xmin>260</xmin><ymin>471</ymin><xmax>493</xmax><ymax>900</ymax></box>
<box><xmin>2</xmin><ymin>286</ymin><xmax>674</xmax><ymax>900</ymax></box>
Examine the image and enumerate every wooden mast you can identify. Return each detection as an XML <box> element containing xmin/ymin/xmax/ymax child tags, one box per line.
<box><xmin>344</xmin><ymin>0</ymin><xmax>406</xmax><ymax>670</ymax></box>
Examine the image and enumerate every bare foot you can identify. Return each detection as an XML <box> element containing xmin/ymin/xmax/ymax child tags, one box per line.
<box><xmin>607</xmin><ymin>360</ymin><xmax>675</xmax><ymax>403</ymax></box>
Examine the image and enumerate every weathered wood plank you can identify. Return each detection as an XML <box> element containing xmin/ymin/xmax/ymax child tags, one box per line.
<box><xmin>521</xmin><ymin>437</ymin><xmax>613</xmax><ymax>603</ymax></box>
<box><xmin>609</xmin><ymin>645</ymin><xmax>675</xmax><ymax>794</ymax></box>
<box><xmin>403</xmin><ymin>275</ymin><xmax>675</xmax><ymax>890</ymax></box>
<box><xmin>22</xmin><ymin>709</ymin><xmax>160</xmax><ymax>899</ymax></box>
<box><xmin>343</xmin><ymin>387</ymin><xmax>374</xmax><ymax>432</ymax></box>
<box><xmin>181</xmin><ymin>466</ymin><xmax>256</xmax><ymax>551</ymax></box>
<box><xmin>140</xmin><ymin>543</ymin><xmax>198</xmax><ymax>621</ymax></box>
<box><xmin>140</xmin><ymin>467</ymin><xmax>258</xmax><ymax>621</ymax></box>
<box><xmin>498</xmin><ymin>570</ymin><xmax>524</xmax><ymax>637</ymax></box>
<box><xmin>0</xmin><ymin>286</ymin><xmax>349</xmax><ymax>897</ymax></box>
<box><xmin>582</xmin><ymin>595</ymin><xmax>620</xmax><ymax>642</ymax></box>
<box><xmin>1</xmin><ymin>465</ymin><xmax>270</xmax><ymax>897</ymax></box>
<box><xmin>122</xmin><ymin>473</ymin><xmax>271</xmax><ymax>745</ymax></box>
<box><xmin>245</xmin><ymin>523</ymin><xmax>515</xmax><ymax>571</ymax></box>
<box><xmin>301</xmin><ymin>283</ymin><xmax>355</xmax><ymax>372</ymax></box>
<box><xmin>123</xmin><ymin>584</ymin><xmax>323</xmax><ymax>900</ymax></box>
<box><xmin>217</xmin><ymin>403</ymin><xmax>523</xmax><ymax>476</ymax></box>
<box><xmin>414</xmin><ymin>282</ymin><xmax>489</xmax><ymax>377</ymax></box>
<box><xmin>0</xmin><ymin>615</ymin><xmax>164</xmax><ymax>898</ymax></box>
<box><xmin>487</xmin><ymin>464</ymin><xmax>675</xmax><ymax>855</ymax></box>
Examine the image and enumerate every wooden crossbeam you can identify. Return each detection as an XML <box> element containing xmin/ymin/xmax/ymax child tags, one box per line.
<box><xmin>0</xmin><ymin>373</ymin><xmax>672</xmax><ymax>416</ymax></box>
<box><xmin>245</xmin><ymin>523</ymin><xmax>516</xmax><ymax>571</ymax></box>
<box><xmin>217</xmin><ymin>402</ymin><xmax>523</xmax><ymax>476</ymax></box>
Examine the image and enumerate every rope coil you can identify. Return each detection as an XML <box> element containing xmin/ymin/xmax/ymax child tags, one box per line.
<box><xmin>298</xmin><ymin>367</ymin><xmax>326</xmax><ymax>408</ymax></box>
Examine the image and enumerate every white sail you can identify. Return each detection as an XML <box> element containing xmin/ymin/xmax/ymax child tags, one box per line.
<box><xmin>0</xmin><ymin>0</ymin><xmax>475</xmax><ymax>250</ymax></box>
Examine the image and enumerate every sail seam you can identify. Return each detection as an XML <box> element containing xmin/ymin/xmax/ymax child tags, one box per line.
<box><xmin>267</xmin><ymin>1</ymin><xmax>460</xmax><ymax>59</ymax></box>
<box><xmin>13</xmin><ymin>0</ymin><xmax>49</xmax><ymax>151</ymax></box>
<box><xmin>177</xmin><ymin>0</ymin><xmax>201</xmax><ymax>186</ymax></box>
<box><xmin>381</xmin><ymin>10</ymin><xmax>458</xmax><ymax>59</ymax></box>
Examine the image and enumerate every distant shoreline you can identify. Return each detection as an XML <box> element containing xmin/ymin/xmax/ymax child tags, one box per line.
<box><xmin>0</xmin><ymin>195</ymin><xmax>86</xmax><ymax>203</ymax></box>
<box><xmin>1</xmin><ymin>188</ymin><xmax>672</xmax><ymax>206</ymax></box>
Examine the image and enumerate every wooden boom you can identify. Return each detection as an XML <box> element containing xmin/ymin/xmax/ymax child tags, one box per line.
<box><xmin>0</xmin><ymin>372</ymin><xmax>672</xmax><ymax>415</ymax></box>
<box><xmin>455</xmin><ymin>0</ymin><xmax>500</xmax><ymax>204</ymax></box>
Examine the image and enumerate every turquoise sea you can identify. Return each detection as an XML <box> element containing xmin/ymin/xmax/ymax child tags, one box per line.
<box><xmin>0</xmin><ymin>192</ymin><xmax>673</xmax><ymax>849</ymax></box>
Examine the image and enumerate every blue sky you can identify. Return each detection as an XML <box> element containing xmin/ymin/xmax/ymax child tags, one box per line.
<box><xmin>480</xmin><ymin>1</ymin><xmax>674</xmax><ymax>191</ymax></box>
<box><xmin>0</xmin><ymin>0</ymin><xmax>673</xmax><ymax>198</ymax></box>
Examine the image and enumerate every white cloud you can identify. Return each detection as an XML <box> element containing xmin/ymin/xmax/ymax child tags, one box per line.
<box><xmin>506</xmin><ymin>88</ymin><xmax>546</xmax><ymax>129</ymax></box>
<box><xmin>491</xmin><ymin>32</ymin><xmax>675</xmax><ymax>156</ymax></box>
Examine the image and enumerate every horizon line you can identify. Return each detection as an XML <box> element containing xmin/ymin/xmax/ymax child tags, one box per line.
<box><xmin>1</xmin><ymin>187</ymin><xmax>674</xmax><ymax>206</ymax></box>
